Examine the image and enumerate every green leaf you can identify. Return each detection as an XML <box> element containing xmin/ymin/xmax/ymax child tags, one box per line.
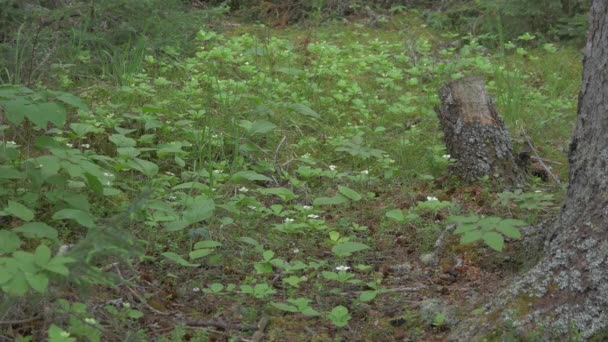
<box><xmin>0</xmin><ymin>166</ymin><xmax>24</xmax><ymax>179</ymax></box>
<box><xmin>385</xmin><ymin>209</ymin><xmax>405</xmax><ymax>222</ymax></box>
<box><xmin>239</xmin><ymin>120</ymin><xmax>277</xmax><ymax>135</ymax></box>
<box><xmin>182</xmin><ymin>196</ymin><xmax>215</xmax><ymax>224</ymax></box>
<box><xmin>328</xmin><ymin>305</ymin><xmax>351</xmax><ymax>327</ymax></box>
<box><xmin>3</xmin><ymin>97</ymin><xmax>28</xmax><ymax>125</ymax></box>
<box><xmin>230</xmin><ymin>171</ymin><xmax>271</xmax><ymax>183</ymax></box>
<box><xmin>338</xmin><ymin>186</ymin><xmax>362</xmax><ymax>201</ymax></box>
<box><xmin>359</xmin><ymin>291</ymin><xmax>378</xmax><ymax>302</ymax></box>
<box><xmin>44</xmin><ymin>256</ymin><xmax>74</xmax><ymax>275</ymax></box>
<box><xmin>483</xmin><ymin>232</ymin><xmax>505</xmax><ymax>251</ymax></box>
<box><xmin>447</xmin><ymin>215</ymin><xmax>480</xmax><ymax>224</ymax></box>
<box><xmin>496</xmin><ymin>224</ymin><xmax>522</xmax><ymax>240</ymax></box>
<box><xmin>258</xmin><ymin>187</ymin><xmax>297</xmax><ymax>201</ymax></box>
<box><xmin>5</xmin><ymin>201</ymin><xmax>34</xmax><ymax>221</ymax></box>
<box><xmin>3</xmin><ymin>271</ymin><xmax>28</xmax><ymax>296</ymax></box>
<box><xmin>0</xmin><ymin>230</ymin><xmax>21</xmax><ymax>253</ymax></box>
<box><xmin>313</xmin><ymin>194</ymin><xmax>348</xmax><ymax>206</ymax></box>
<box><xmin>271</xmin><ymin>302</ymin><xmax>299</xmax><ymax>313</ymax></box>
<box><xmin>454</xmin><ymin>223</ymin><xmax>479</xmax><ymax>234</ymax></box>
<box><xmin>53</xmin><ymin>91</ymin><xmax>89</xmax><ymax>111</ymax></box>
<box><xmin>189</xmin><ymin>249</ymin><xmax>214</xmax><ymax>260</ymax></box>
<box><xmin>52</xmin><ymin>209</ymin><xmax>95</xmax><ymax>228</ymax></box>
<box><xmin>84</xmin><ymin>172</ymin><xmax>104</xmax><ymax>194</ymax></box>
<box><xmin>126</xmin><ymin>158</ymin><xmax>158</xmax><ymax>177</ymax></box>
<box><xmin>263</xmin><ymin>250</ymin><xmax>275</xmax><ymax>261</ymax></box>
<box><xmin>28</xmin><ymin>102</ymin><xmax>66</xmax><ymax>128</ymax></box>
<box><xmin>25</xmin><ymin>272</ymin><xmax>48</xmax><ymax>293</ymax></box>
<box><xmin>109</xmin><ymin>134</ymin><xmax>136</xmax><ymax>148</ymax></box>
<box><xmin>13</xmin><ymin>222</ymin><xmax>58</xmax><ymax>240</ymax></box>
<box><xmin>290</xmin><ymin>103</ymin><xmax>320</xmax><ymax>118</ymax></box>
<box><xmin>161</xmin><ymin>252</ymin><xmax>200</xmax><ymax>267</ymax></box>
<box><xmin>331</xmin><ymin>242</ymin><xmax>370</xmax><ymax>257</ymax></box>
<box><xmin>48</xmin><ymin>324</ymin><xmax>77</xmax><ymax>342</ymax></box>
<box><xmin>460</xmin><ymin>230</ymin><xmax>483</xmax><ymax>244</ymax></box>
<box><xmin>34</xmin><ymin>245</ymin><xmax>52</xmax><ymax>266</ymax></box>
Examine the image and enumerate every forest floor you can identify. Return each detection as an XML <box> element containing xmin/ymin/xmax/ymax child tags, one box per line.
<box><xmin>2</xmin><ymin>11</ymin><xmax>582</xmax><ymax>341</ymax></box>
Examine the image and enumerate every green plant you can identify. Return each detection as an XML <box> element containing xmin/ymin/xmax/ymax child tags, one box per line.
<box><xmin>327</xmin><ymin>305</ymin><xmax>351</xmax><ymax>328</ymax></box>
<box><xmin>448</xmin><ymin>215</ymin><xmax>525</xmax><ymax>251</ymax></box>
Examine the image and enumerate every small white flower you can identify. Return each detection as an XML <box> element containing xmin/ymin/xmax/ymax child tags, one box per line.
<box><xmin>292</xmin><ymin>248</ymin><xmax>300</xmax><ymax>254</ymax></box>
<box><xmin>534</xmin><ymin>190</ymin><xmax>542</xmax><ymax>193</ymax></box>
<box><xmin>247</xmin><ymin>206</ymin><xmax>256</xmax><ymax>210</ymax></box>
<box><xmin>239</xmin><ymin>187</ymin><xmax>249</xmax><ymax>193</ymax></box>
<box><xmin>6</xmin><ymin>141</ymin><xmax>16</xmax><ymax>145</ymax></box>
<box><xmin>168</xmin><ymin>196</ymin><xmax>177</xmax><ymax>201</ymax></box>
<box><xmin>307</xmin><ymin>214</ymin><xmax>320</xmax><ymax>219</ymax></box>
<box><xmin>192</xmin><ymin>287</ymin><xmax>200</xmax><ymax>292</ymax></box>
<box><xmin>103</xmin><ymin>172</ymin><xmax>113</xmax><ymax>177</ymax></box>
<box><xmin>427</xmin><ymin>196</ymin><xmax>438</xmax><ymax>202</ymax></box>
<box><xmin>213</xmin><ymin>169</ymin><xmax>222</xmax><ymax>174</ymax></box>
<box><xmin>301</xmin><ymin>153</ymin><xmax>311</xmax><ymax>159</ymax></box>
<box><xmin>329</xmin><ymin>165</ymin><xmax>337</xmax><ymax>171</ymax></box>
<box><xmin>244</xmin><ymin>62</ymin><xmax>249</xmax><ymax>65</ymax></box>
<box><xmin>361</xmin><ymin>170</ymin><xmax>369</xmax><ymax>175</ymax></box>
<box><xmin>442</xmin><ymin>154</ymin><xmax>451</xmax><ymax>159</ymax></box>
<box><xmin>60</xmin><ymin>331</ymin><xmax>71</xmax><ymax>337</ymax></box>
<box><xmin>335</xmin><ymin>265</ymin><xmax>350</xmax><ymax>271</ymax></box>
<box><xmin>165</xmin><ymin>171</ymin><xmax>175</xmax><ymax>176</ymax></box>
<box><xmin>82</xmin><ymin>144</ymin><xmax>90</xmax><ymax>149</ymax></box>
<box><xmin>284</xmin><ymin>218</ymin><xmax>294</xmax><ymax>223</ymax></box>
<box><xmin>84</xmin><ymin>318</ymin><xmax>97</xmax><ymax>325</ymax></box>
<box><xmin>123</xmin><ymin>303</ymin><xmax>131</xmax><ymax>308</ymax></box>
<box><xmin>66</xmin><ymin>143</ymin><xmax>73</xmax><ymax>148</ymax></box>
<box><xmin>302</xmin><ymin>205</ymin><xmax>312</xmax><ymax>210</ymax></box>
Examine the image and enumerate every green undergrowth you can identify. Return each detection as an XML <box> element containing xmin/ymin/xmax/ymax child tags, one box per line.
<box><xmin>0</xmin><ymin>13</ymin><xmax>580</xmax><ymax>341</ymax></box>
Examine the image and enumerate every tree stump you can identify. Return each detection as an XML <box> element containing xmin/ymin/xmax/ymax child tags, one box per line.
<box><xmin>436</xmin><ymin>76</ymin><xmax>524</xmax><ymax>186</ymax></box>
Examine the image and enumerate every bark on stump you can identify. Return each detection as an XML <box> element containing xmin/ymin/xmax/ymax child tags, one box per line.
<box><xmin>436</xmin><ymin>76</ymin><xmax>524</xmax><ymax>186</ymax></box>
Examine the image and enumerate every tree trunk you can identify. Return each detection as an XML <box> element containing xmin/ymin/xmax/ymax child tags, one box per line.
<box><xmin>453</xmin><ymin>1</ymin><xmax>608</xmax><ymax>339</ymax></box>
<box><xmin>436</xmin><ymin>76</ymin><xmax>524</xmax><ymax>187</ymax></box>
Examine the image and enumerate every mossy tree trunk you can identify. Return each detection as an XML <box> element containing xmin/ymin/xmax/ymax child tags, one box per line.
<box><xmin>453</xmin><ymin>1</ymin><xmax>608</xmax><ymax>339</ymax></box>
<box><xmin>436</xmin><ymin>76</ymin><xmax>524</xmax><ymax>187</ymax></box>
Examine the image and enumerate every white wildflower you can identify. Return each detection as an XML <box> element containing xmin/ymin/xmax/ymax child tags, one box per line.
<box><xmin>307</xmin><ymin>214</ymin><xmax>320</xmax><ymax>219</ymax></box>
<box><xmin>103</xmin><ymin>172</ymin><xmax>113</xmax><ymax>177</ymax></box>
<box><xmin>302</xmin><ymin>205</ymin><xmax>312</xmax><ymax>210</ymax></box>
<box><xmin>84</xmin><ymin>318</ymin><xmax>97</xmax><ymax>325</ymax></box>
<box><xmin>426</xmin><ymin>196</ymin><xmax>438</xmax><ymax>202</ymax></box>
<box><xmin>66</xmin><ymin>143</ymin><xmax>73</xmax><ymax>148</ymax></box>
<box><xmin>335</xmin><ymin>265</ymin><xmax>350</xmax><ymax>271</ymax></box>
<box><xmin>6</xmin><ymin>141</ymin><xmax>16</xmax><ymax>145</ymax></box>
<box><xmin>213</xmin><ymin>169</ymin><xmax>222</xmax><ymax>174</ymax></box>
<box><xmin>329</xmin><ymin>165</ymin><xmax>337</xmax><ymax>171</ymax></box>
<box><xmin>292</xmin><ymin>248</ymin><xmax>300</xmax><ymax>254</ymax></box>
<box><xmin>361</xmin><ymin>170</ymin><xmax>369</xmax><ymax>175</ymax></box>
<box><xmin>82</xmin><ymin>144</ymin><xmax>91</xmax><ymax>149</ymax></box>
<box><xmin>284</xmin><ymin>218</ymin><xmax>294</xmax><ymax>223</ymax></box>
<box><xmin>247</xmin><ymin>206</ymin><xmax>256</xmax><ymax>210</ymax></box>
<box><xmin>238</xmin><ymin>187</ymin><xmax>249</xmax><ymax>193</ymax></box>
<box><xmin>168</xmin><ymin>196</ymin><xmax>177</xmax><ymax>201</ymax></box>
<box><xmin>165</xmin><ymin>171</ymin><xmax>175</xmax><ymax>176</ymax></box>
<box><xmin>535</xmin><ymin>190</ymin><xmax>542</xmax><ymax>193</ymax></box>
<box><xmin>442</xmin><ymin>154</ymin><xmax>451</xmax><ymax>159</ymax></box>
<box><xmin>60</xmin><ymin>331</ymin><xmax>71</xmax><ymax>337</ymax></box>
<box><xmin>192</xmin><ymin>287</ymin><xmax>200</xmax><ymax>292</ymax></box>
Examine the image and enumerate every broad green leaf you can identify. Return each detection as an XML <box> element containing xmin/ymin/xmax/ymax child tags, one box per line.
<box><xmin>385</xmin><ymin>209</ymin><xmax>405</xmax><ymax>222</ymax></box>
<box><xmin>52</xmin><ymin>209</ymin><xmax>95</xmax><ymax>228</ymax></box>
<box><xmin>13</xmin><ymin>222</ymin><xmax>58</xmax><ymax>240</ymax></box>
<box><xmin>84</xmin><ymin>172</ymin><xmax>104</xmax><ymax>194</ymax></box>
<box><xmin>483</xmin><ymin>232</ymin><xmax>505</xmax><ymax>251</ymax></box>
<box><xmin>126</xmin><ymin>158</ymin><xmax>158</xmax><ymax>177</ymax></box>
<box><xmin>258</xmin><ymin>187</ymin><xmax>297</xmax><ymax>201</ymax></box>
<box><xmin>5</xmin><ymin>201</ymin><xmax>34</xmax><ymax>221</ymax></box>
<box><xmin>182</xmin><ymin>196</ymin><xmax>215</xmax><ymax>224</ymax></box>
<box><xmin>328</xmin><ymin>305</ymin><xmax>351</xmax><ymax>327</ymax></box>
<box><xmin>447</xmin><ymin>215</ymin><xmax>480</xmax><ymax>224</ymax></box>
<box><xmin>496</xmin><ymin>225</ymin><xmax>522</xmax><ymax>240</ymax></box>
<box><xmin>239</xmin><ymin>120</ymin><xmax>277</xmax><ymax>135</ymax></box>
<box><xmin>263</xmin><ymin>250</ymin><xmax>275</xmax><ymax>261</ymax></box>
<box><xmin>0</xmin><ymin>166</ymin><xmax>23</xmax><ymax>179</ymax></box>
<box><xmin>0</xmin><ymin>230</ymin><xmax>21</xmax><ymax>253</ymax></box>
<box><xmin>359</xmin><ymin>291</ymin><xmax>378</xmax><ymax>302</ymax></box>
<box><xmin>53</xmin><ymin>91</ymin><xmax>89</xmax><ymax>111</ymax></box>
<box><xmin>161</xmin><ymin>252</ymin><xmax>200</xmax><ymax>267</ymax></box>
<box><xmin>331</xmin><ymin>242</ymin><xmax>370</xmax><ymax>257</ymax></box>
<box><xmin>338</xmin><ymin>186</ymin><xmax>362</xmax><ymax>201</ymax></box>
<box><xmin>460</xmin><ymin>230</ymin><xmax>483</xmax><ymax>244</ymax></box>
<box><xmin>48</xmin><ymin>324</ymin><xmax>77</xmax><ymax>342</ymax></box>
<box><xmin>34</xmin><ymin>245</ymin><xmax>52</xmax><ymax>266</ymax></box>
<box><xmin>165</xmin><ymin>220</ymin><xmax>189</xmax><ymax>231</ymax></box>
<box><xmin>28</xmin><ymin>102</ymin><xmax>66</xmax><ymax>127</ymax></box>
<box><xmin>44</xmin><ymin>256</ymin><xmax>74</xmax><ymax>275</ymax></box>
<box><xmin>3</xmin><ymin>97</ymin><xmax>28</xmax><ymax>124</ymax></box>
<box><xmin>3</xmin><ymin>271</ymin><xmax>28</xmax><ymax>296</ymax></box>
<box><xmin>454</xmin><ymin>223</ymin><xmax>479</xmax><ymax>234</ymax></box>
<box><xmin>25</xmin><ymin>272</ymin><xmax>48</xmax><ymax>293</ymax></box>
<box><xmin>230</xmin><ymin>171</ymin><xmax>271</xmax><ymax>183</ymax></box>
<box><xmin>117</xmin><ymin>147</ymin><xmax>140</xmax><ymax>158</ymax></box>
<box><xmin>109</xmin><ymin>134</ymin><xmax>136</xmax><ymax>148</ymax></box>
<box><xmin>271</xmin><ymin>302</ymin><xmax>299</xmax><ymax>313</ymax></box>
<box><xmin>35</xmin><ymin>155</ymin><xmax>61</xmax><ymax>179</ymax></box>
<box><xmin>189</xmin><ymin>249</ymin><xmax>214</xmax><ymax>260</ymax></box>
<box><xmin>313</xmin><ymin>194</ymin><xmax>348</xmax><ymax>206</ymax></box>
<box><xmin>70</xmin><ymin>123</ymin><xmax>102</xmax><ymax>137</ymax></box>
<box><xmin>290</xmin><ymin>103</ymin><xmax>320</xmax><ymax>118</ymax></box>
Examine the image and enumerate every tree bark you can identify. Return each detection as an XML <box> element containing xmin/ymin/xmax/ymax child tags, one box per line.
<box><xmin>436</xmin><ymin>76</ymin><xmax>524</xmax><ymax>187</ymax></box>
<box><xmin>453</xmin><ymin>1</ymin><xmax>608</xmax><ymax>340</ymax></box>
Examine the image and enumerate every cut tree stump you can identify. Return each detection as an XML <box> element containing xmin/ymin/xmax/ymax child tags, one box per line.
<box><xmin>435</xmin><ymin>76</ymin><xmax>524</xmax><ymax>186</ymax></box>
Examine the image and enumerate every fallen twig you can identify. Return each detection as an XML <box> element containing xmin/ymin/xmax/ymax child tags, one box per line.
<box><xmin>431</xmin><ymin>224</ymin><xmax>457</xmax><ymax>268</ymax></box>
<box><xmin>185</xmin><ymin>319</ymin><xmax>257</xmax><ymax>331</ymax></box>
<box><xmin>249</xmin><ymin>316</ymin><xmax>270</xmax><ymax>342</ymax></box>
<box><xmin>0</xmin><ymin>316</ymin><xmax>40</xmax><ymax>325</ymax></box>
<box><xmin>521</xmin><ymin>128</ymin><xmax>561</xmax><ymax>184</ymax></box>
